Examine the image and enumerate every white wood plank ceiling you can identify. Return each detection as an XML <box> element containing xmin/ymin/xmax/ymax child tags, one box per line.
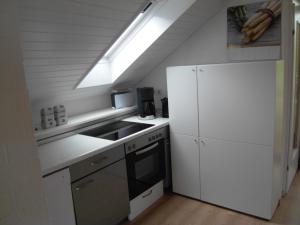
<box><xmin>19</xmin><ymin>0</ymin><xmax>147</xmax><ymax>104</ymax></box>
<box><xmin>19</xmin><ymin>0</ymin><xmax>224</xmax><ymax>105</ymax></box>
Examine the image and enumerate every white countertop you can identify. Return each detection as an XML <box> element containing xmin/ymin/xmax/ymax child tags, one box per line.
<box><xmin>35</xmin><ymin>106</ymin><xmax>137</xmax><ymax>141</ymax></box>
<box><xmin>38</xmin><ymin>116</ymin><xmax>169</xmax><ymax>176</ymax></box>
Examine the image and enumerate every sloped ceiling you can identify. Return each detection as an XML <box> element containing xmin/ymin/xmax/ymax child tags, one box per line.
<box><xmin>113</xmin><ymin>0</ymin><xmax>225</xmax><ymax>87</ymax></box>
<box><xmin>19</xmin><ymin>0</ymin><xmax>224</xmax><ymax>105</ymax></box>
<box><xmin>19</xmin><ymin>0</ymin><xmax>148</xmax><ymax>104</ymax></box>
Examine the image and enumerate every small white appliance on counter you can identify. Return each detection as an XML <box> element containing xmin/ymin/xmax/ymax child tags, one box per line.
<box><xmin>111</xmin><ymin>90</ymin><xmax>134</xmax><ymax>109</ymax></box>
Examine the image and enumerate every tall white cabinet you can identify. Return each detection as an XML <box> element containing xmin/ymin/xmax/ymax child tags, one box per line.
<box><xmin>167</xmin><ymin>61</ymin><xmax>285</xmax><ymax>219</ymax></box>
<box><xmin>167</xmin><ymin>66</ymin><xmax>200</xmax><ymax>199</ymax></box>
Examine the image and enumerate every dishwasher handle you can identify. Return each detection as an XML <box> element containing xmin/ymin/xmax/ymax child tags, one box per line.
<box><xmin>135</xmin><ymin>142</ymin><xmax>159</xmax><ymax>156</ymax></box>
<box><xmin>89</xmin><ymin>156</ymin><xmax>108</xmax><ymax>166</ymax></box>
<box><xmin>75</xmin><ymin>179</ymin><xmax>94</xmax><ymax>191</ymax></box>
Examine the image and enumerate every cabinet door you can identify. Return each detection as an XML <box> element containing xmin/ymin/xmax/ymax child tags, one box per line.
<box><xmin>197</xmin><ymin>62</ymin><xmax>275</xmax><ymax>146</ymax></box>
<box><xmin>199</xmin><ymin>138</ymin><xmax>273</xmax><ymax>219</ymax></box>
<box><xmin>43</xmin><ymin>169</ymin><xmax>76</xmax><ymax>225</ymax></box>
<box><xmin>167</xmin><ymin>66</ymin><xmax>199</xmax><ymax>137</ymax></box>
<box><xmin>170</xmin><ymin>132</ymin><xmax>200</xmax><ymax>199</ymax></box>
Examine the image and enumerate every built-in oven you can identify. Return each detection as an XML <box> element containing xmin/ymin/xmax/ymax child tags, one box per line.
<box><xmin>125</xmin><ymin>127</ymin><xmax>168</xmax><ymax>200</ymax></box>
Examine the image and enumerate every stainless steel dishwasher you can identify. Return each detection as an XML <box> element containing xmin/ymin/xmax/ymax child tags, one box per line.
<box><xmin>70</xmin><ymin>145</ymin><xmax>129</xmax><ymax>225</ymax></box>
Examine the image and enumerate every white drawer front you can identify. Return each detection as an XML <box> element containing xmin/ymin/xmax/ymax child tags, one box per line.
<box><xmin>129</xmin><ymin>181</ymin><xmax>164</xmax><ymax>220</ymax></box>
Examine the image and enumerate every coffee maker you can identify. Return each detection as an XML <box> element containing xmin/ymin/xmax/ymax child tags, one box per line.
<box><xmin>137</xmin><ymin>87</ymin><xmax>156</xmax><ymax>119</ymax></box>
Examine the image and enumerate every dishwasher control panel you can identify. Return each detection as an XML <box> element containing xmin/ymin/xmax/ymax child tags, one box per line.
<box><xmin>125</xmin><ymin>127</ymin><xmax>167</xmax><ymax>154</ymax></box>
<box><xmin>70</xmin><ymin>145</ymin><xmax>125</xmax><ymax>182</ymax></box>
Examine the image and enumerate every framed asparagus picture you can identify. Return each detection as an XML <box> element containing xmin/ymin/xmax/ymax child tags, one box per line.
<box><xmin>227</xmin><ymin>0</ymin><xmax>281</xmax><ymax>48</ymax></box>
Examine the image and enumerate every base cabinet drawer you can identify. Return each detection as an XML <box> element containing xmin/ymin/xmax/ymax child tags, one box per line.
<box><xmin>43</xmin><ymin>168</ymin><xmax>76</xmax><ymax>225</ymax></box>
<box><xmin>129</xmin><ymin>180</ymin><xmax>164</xmax><ymax>220</ymax></box>
<box><xmin>70</xmin><ymin>145</ymin><xmax>125</xmax><ymax>182</ymax></box>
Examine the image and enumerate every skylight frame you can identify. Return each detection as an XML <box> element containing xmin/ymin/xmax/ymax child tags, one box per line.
<box><xmin>76</xmin><ymin>1</ymin><xmax>157</xmax><ymax>89</ymax></box>
<box><xmin>76</xmin><ymin>0</ymin><xmax>196</xmax><ymax>89</ymax></box>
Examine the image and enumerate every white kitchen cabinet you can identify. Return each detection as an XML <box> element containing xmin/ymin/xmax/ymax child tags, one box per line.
<box><xmin>170</xmin><ymin>132</ymin><xmax>200</xmax><ymax>199</ymax></box>
<box><xmin>200</xmin><ymin>138</ymin><xmax>273</xmax><ymax>219</ymax></box>
<box><xmin>167</xmin><ymin>61</ymin><xmax>285</xmax><ymax>219</ymax></box>
<box><xmin>167</xmin><ymin>65</ymin><xmax>200</xmax><ymax>199</ymax></box>
<box><xmin>197</xmin><ymin>62</ymin><xmax>275</xmax><ymax>146</ymax></box>
<box><xmin>43</xmin><ymin>168</ymin><xmax>76</xmax><ymax>225</ymax></box>
<box><xmin>166</xmin><ymin>66</ymin><xmax>199</xmax><ymax>137</ymax></box>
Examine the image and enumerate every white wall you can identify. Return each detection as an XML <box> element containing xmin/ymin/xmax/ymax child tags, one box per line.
<box><xmin>0</xmin><ymin>1</ymin><xmax>49</xmax><ymax>224</ymax></box>
<box><xmin>31</xmin><ymin>93</ymin><xmax>111</xmax><ymax>129</ymax></box>
<box><xmin>138</xmin><ymin>0</ymin><xmax>282</xmax><ymax>108</ymax></box>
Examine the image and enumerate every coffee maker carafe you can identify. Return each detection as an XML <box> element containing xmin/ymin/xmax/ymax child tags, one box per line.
<box><xmin>137</xmin><ymin>87</ymin><xmax>156</xmax><ymax>119</ymax></box>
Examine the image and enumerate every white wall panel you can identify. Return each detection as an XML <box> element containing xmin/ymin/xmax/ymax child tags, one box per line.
<box><xmin>21</xmin><ymin>32</ymin><xmax>112</xmax><ymax>44</ymax></box>
<box><xmin>20</xmin><ymin>9</ymin><xmax>127</xmax><ymax>29</ymax></box>
<box><xmin>19</xmin><ymin>0</ymin><xmax>138</xmax><ymax>20</ymax></box>
<box><xmin>23</xmin><ymin>50</ymin><xmax>100</xmax><ymax>59</ymax></box>
<box><xmin>21</xmin><ymin>21</ymin><xmax>118</xmax><ymax>37</ymax></box>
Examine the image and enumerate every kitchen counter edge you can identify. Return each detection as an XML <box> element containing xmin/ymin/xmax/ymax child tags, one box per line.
<box><xmin>38</xmin><ymin>116</ymin><xmax>169</xmax><ymax>177</ymax></box>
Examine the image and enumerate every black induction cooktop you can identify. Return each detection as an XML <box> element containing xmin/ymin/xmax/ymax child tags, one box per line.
<box><xmin>80</xmin><ymin>121</ymin><xmax>154</xmax><ymax>141</ymax></box>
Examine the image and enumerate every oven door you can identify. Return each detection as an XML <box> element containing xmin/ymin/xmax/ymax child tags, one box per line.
<box><xmin>126</xmin><ymin>139</ymin><xmax>165</xmax><ymax>200</ymax></box>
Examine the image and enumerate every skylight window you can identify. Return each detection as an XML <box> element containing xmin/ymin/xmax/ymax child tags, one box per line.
<box><xmin>76</xmin><ymin>0</ymin><xmax>196</xmax><ymax>89</ymax></box>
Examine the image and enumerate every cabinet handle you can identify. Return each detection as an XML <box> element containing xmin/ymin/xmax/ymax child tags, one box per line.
<box><xmin>200</xmin><ymin>140</ymin><xmax>206</xmax><ymax>146</ymax></box>
<box><xmin>142</xmin><ymin>190</ymin><xmax>153</xmax><ymax>198</ymax></box>
<box><xmin>194</xmin><ymin>139</ymin><xmax>198</xmax><ymax>143</ymax></box>
<box><xmin>75</xmin><ymin>179</ymin><xmax>94</xmax><ymax>191</ymax></box>
<box><xmin>136</xmin><ymin>142</ymin><xmax>158</xmax><ymax>156</ymax></box>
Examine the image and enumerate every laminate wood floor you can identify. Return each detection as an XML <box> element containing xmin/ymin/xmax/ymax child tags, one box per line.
<box><xmin>124</xmin><ymin>172</ymin><xmax>300</xmax><ymax>225</ymax></box>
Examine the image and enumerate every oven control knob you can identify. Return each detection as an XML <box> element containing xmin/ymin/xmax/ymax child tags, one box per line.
<box><xmin>159</xmin><ymin>133</ymin><xmax>162</xmax><ymax>137</ymax></box>
<box><xmin>148</xmin><ymin>137</ymin><xmax>151</xmax><ymax>142</ymax></box>
<box><xmin>152</xmin><ymin>136</ymin><xmax>155</xmax><ymax>140</ymax></box>
<box><xmin>156</xmin><ymin>134</ymin><xmax>159</xmax><ymax>138</ymax></box>
<box><xmin>128</xmin><ymin>146</ymin><xmax>131</xmax><ymax>151</ymax></box>
<box><xmin>132</xmin><ymin>144</ymin><xmax>136</xmax><ymax>149</ymax></box>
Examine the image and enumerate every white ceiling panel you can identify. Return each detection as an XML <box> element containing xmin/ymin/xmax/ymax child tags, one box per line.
<box><xmin>19</xmin><ymin>0</ymin><xmax>148</xmax><ymax>104</ymax></box>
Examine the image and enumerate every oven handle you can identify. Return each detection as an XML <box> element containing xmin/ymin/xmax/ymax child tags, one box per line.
<box><xmin>135</xmin><ymin>142</ymin><xmax>159</xmax><ymax>156</ymax></box>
